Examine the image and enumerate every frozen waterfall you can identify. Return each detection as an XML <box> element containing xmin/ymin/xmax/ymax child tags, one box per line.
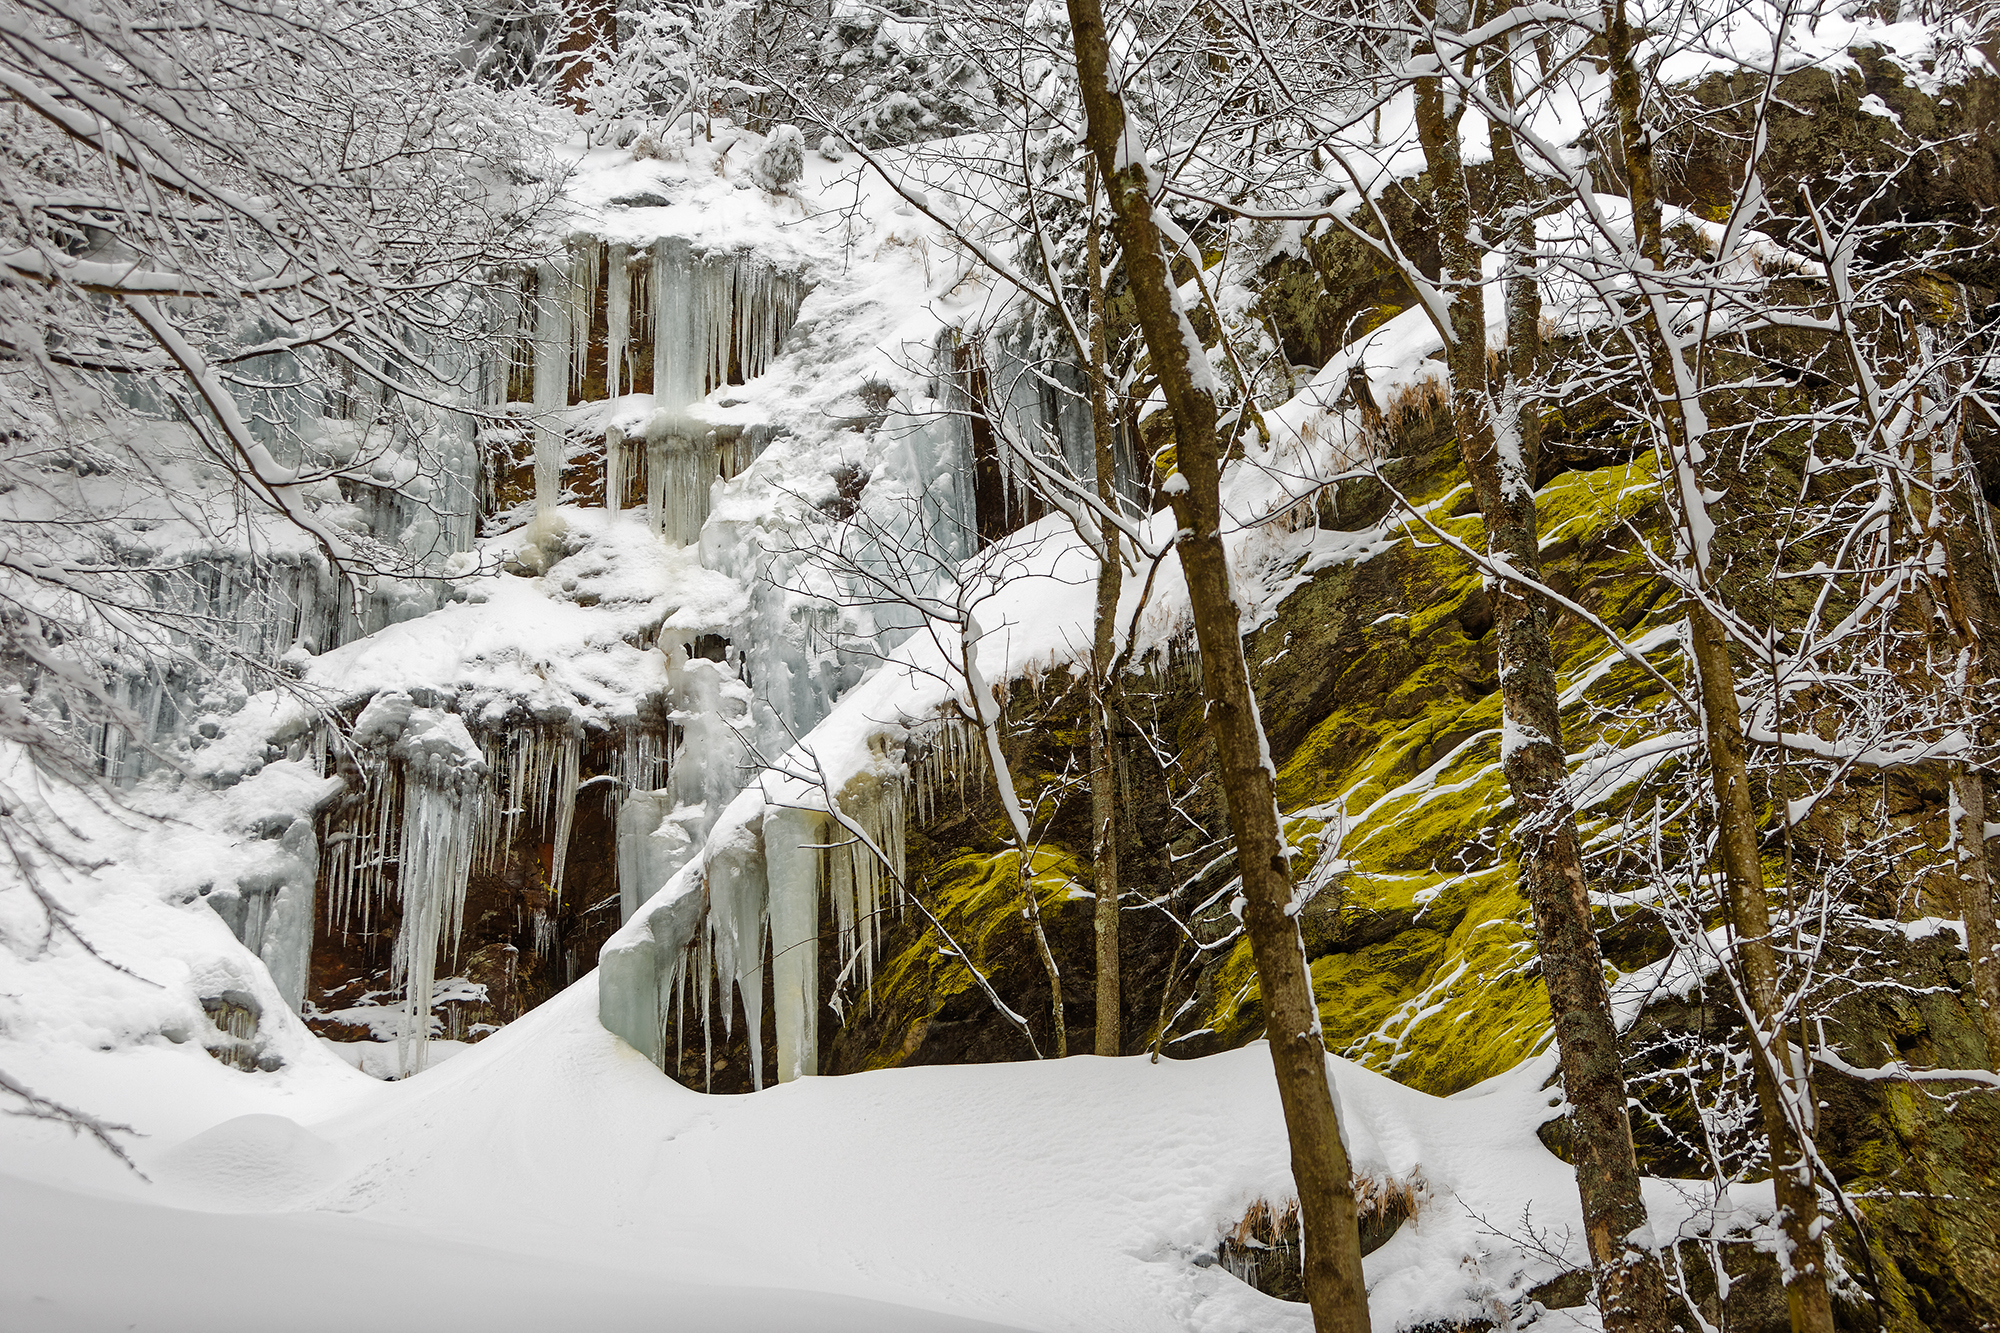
<box><xmin>601</xmin><ymin>720</ymin><xmax>984</xmax><ymax>1088</ymax></box>
<box><xmin>521</xmin><ymin>236</ymin><xmax>805</xmax><ymax>540</ymax></box>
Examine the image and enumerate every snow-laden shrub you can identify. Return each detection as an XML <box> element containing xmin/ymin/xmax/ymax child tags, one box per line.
<box><xmin>752</xmin><ymin>123</ymin><xmax>806</xmax><ymax>193</ymax></box>
<box><xmin>815</xmin><ymin>0</ymin><xmax>989</xmax><ymax>147</ymax></box>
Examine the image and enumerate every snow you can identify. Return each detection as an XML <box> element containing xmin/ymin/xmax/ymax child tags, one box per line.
<box><xmin>0</xmin><ymin>719</ymin><xmax>1729</xmax><ymax>1331</ymax></box>
<box><xmin>0</xmin><ymin>1172</ymin><xmax>1028</xmax><ymax>1333</ymax></box>
<box><xmin>1</xmin><ymin>961</ymin><xmax>1657</xmax><ymax>1333</ymax></box>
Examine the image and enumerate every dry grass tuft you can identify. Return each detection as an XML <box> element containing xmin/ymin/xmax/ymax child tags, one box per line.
<box><xmin>1213</xmin><ymin>1170</ymin><xmax>1429</xmax><ymax>1302</ymax></box>
<box><xmin>1359</xmin><ymin>375</ymin><xmax>1453</xmax><ymax>458</ymax></box>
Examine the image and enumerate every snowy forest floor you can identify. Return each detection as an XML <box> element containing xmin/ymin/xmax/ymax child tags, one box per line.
<box><xmin>0</xmin><ymin>974</ymin><xmax>1676</xmax><ymax>1332</ymax></box>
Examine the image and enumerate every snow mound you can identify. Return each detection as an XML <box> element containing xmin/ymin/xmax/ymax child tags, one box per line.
<box><xmin>154</xmin><ymin>1113</ymin><xmax>342</xmax><ymax>1211</ymax></box>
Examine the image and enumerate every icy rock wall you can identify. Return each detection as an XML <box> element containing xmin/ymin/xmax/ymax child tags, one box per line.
<box><xmin>323</xmin><ymin>690</ymin><xmax>672</xmax><ymax>1069</ymax></box>
<box><xmin>964</xmin><ymin>324</ymin><xmax>1148</xmax><ymax>526</ymax></box>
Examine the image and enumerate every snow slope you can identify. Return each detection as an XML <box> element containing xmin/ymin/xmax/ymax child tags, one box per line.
<box><xmin>0</xmin><ymin>958</ymin><xmax>1671</xmax><ymax>1333</ymax></box>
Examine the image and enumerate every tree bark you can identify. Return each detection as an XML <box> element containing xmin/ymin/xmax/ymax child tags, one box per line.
<box><xmin>1064</xmin><ymin>2</ymin><xmax>1371</xmax><ymax>1327</ymax></box>
<box><xmin>1410</xmin><ymin>17</ymin><xmax>1671</xmax><ymax>1330</ymax></box>
<box><xmin>1602</xmin><ymin>7</ymin><xmax>1835</xmax><ymax>1327</ymax></box>
<box><xmin>1951</xmin><ymin>765</ymin><xmax>2000</xmax><ymax>1065</ymax></box>
<box><xmin>1909</xmin><ymin>338</ymin><xmax>2000</xmax><ymax>1068</ymax></box>
<box><xmin>1086</xmin><ymin>162</ymin><xmax>1125</xmax><ymax>1058</ymax></box>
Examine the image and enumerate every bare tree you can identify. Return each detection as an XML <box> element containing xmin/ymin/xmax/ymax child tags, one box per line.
<box><xmin>783</xmin><ymin>482</ymin><xmax>1087</xmax><ymax>1055</ymax></box>
<box><xmin>1062</xmin><ymin>0</ymin><xmax>1375</xmax><ymax>1327</ymax></box>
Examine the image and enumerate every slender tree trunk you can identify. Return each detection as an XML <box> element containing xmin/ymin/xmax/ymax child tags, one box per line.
<box><xmin>1085</xmin><ymin>163</ymin><xmax>1125</xmax><ymax>1058</ymax></box>
<box><xmin>1064</xmin><ymin>2</ymin><xmax>1371</xmax><ymax>1327</ymax></box>
<box><xmin>962</xmin><ymin>616</ymin><xmax>1066</xmax><ymax>1057</ymax></box>
<box><xmin>1019</xmin><ymin>846</ymin><xmax>1067</xmax><ymax>1058</ymax></box>
<box><xmin>1914</xmin><ymin>356</ymin><xmax>2000</xmax><ymax>1068</ymax></box>
<box><xmin>1951</xmin><ymin>765</ymin><xmax>2000</xmax><ymax>1064</ymax></box>
<box><xmin>1409</xmin><ymin>17</ymin><xmax>1670</xmax><ymax>1330</ymax></box>
<box><xmin>1603</xmin><ymin>7</ymin><xmax>1834</xmax><ymax>1327</ymax></box>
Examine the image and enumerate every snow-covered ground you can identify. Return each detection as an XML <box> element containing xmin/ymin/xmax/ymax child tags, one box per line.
<box><xmin>1</xmin><ymin>957</ymin><xmax>1671</xmax><ymax>1333</ymax></box>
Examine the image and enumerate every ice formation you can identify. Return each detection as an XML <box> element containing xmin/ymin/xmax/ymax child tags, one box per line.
<box><xmin>318</xmin><ymin>692</ymin><xmax>489</xmax><ymax>1075</ymax></box>
<box><xmin>603</xmin><ymin>718</ymin><xmax>992</xmax><ymax>1087</ymax></box>
<box><xmin>133</xmin><ymin>150</ymin><xmax>1096</xmax><ymax>1086</ymax></box>
<box><xmin>946</xmin><ymin>322</ymin><xmax>1148</xmax><ymax>532</ymax></box>
<box><xmin>520</xmin><ymin>235</ymin><xmax>805</xmax><ymax>540</ymax></box>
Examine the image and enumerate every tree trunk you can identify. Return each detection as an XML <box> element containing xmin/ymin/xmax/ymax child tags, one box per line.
<box><xmin>1020</xmin><ymin>846</ymin><xmax>1067</xmax><ymax>1059</ymax></box>
<box><xmin>1410</xmin><ymin>18</ymin><xmax>1670</xmax><ymax>1330</ymax></box>
<box><xmin>1685</xmin><ymin>611</ymin><xmax>1836</xmax><ymax>1333</ymax></box>
<box><xmin>1086</xmin><ymin>162</ymin><xmax>1125</xmax><ymax>1058</ymax></box>
<box><xmin>555</xmin><ymin>1</ymin><xmax>617</xmax><ymax>108</ymax></box>
<box><xmin>1951</xmin><ymin>765</ymin><xmax>2000</xmax><ymax>1065</ymax></box>
<box><xmin>963</xmin><ymin>616</ymin><xmax>1065</xmax><ymax>1057</ymax></box>
<box><xmin>1064</xmin><ymin>2</ymin><xmax>1371</xmax><ymax>1327</ymax></box>
<box><xmin>1603</xmin><ymin>7</ymin><xmax>1835</xmax><ymax>1327</ymax></box>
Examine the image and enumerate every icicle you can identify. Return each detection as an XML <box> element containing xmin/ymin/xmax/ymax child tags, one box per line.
<box><xmin>699</xmin><ymin>926</ymin><xmax>714</xmax><ymax>1091</ymax></box>
<box><xmin>645</xmin><ymin>413</ymin><xmax>714</xmax><ymax>546</ymax></box>
<box><xmin>545</xmin><ymin>732</ymin><xmax>582</xmax><ymax>906</ymax></box>
<box><xmin>652</xmin><ymin>242</ymin><xmax>803</xmax><ymax>418</ymax></box>
<box><xmin>652</xmin><ymin>238</ymin><xmax>697</xmax><ymax>413</ymax></box>
<box><xmin>531</xmin><ymin>261</ymin><xmax>571</xmax><ymax>524</ymax></box>
<box><xmin>329</xmin><ymin>693</ymin><xmax>489</xmax><ymax>1078</ymax></box>
<box><xmin>764</xmin><ymin>804</ymin><xmax>825</xmax><ymax>1083</ymax></box>
<box><xmin>391</xmin><ymin>777</ymin><xmax>476</xmax><ymax>1075</ymax></box>
<box><xmin>569</xmin><ymin>239</ymin><xmax>598</xmax><ymax>397</ymax></box>
<box><xmin>605</xmin><ymin>424</ymin><xmax>625</xmax><ymax>515</ymax></box>
<box><xmin>606</xmin><ymin>243</ymin><xmax>630</xmax><ymax>399</ymax></box>
<box><xmin>706</xmin><ymin>831</ymin><xmax>768</xmax><ymax>1089</ymax></box>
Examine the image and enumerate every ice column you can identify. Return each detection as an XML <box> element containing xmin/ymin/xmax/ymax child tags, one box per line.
<box><xmin>979</xmin><ymin>327</ymin><xmax>1145</xmax><ymax>512</ymax></box>
<box><xmin>617</xmin><ymin>788</ymin><xmax>681</xmax><ymax>920</ymax></box>
<box><xmin>605</xmin><ymin>423</ymin><xmax>626</xmax><ymax>516</ymax></box>
<box><xmin>706</xmin><ymin>824</ymin><xmax>769</xmax><ymax>1089</ymax></box>
<box><xmin>613</xmin><ymin>644</ymin><xmax>749</xmax><ymax>921</ymax></box>
<box><xmin>764</xmin><ymin>760</ymin><xmax>908</xmax><ymax>1083</ymax></box>
<box><xmin>764</xmin><ymin>804</ymin><xmax>825</xmax><ymax>1082</ymax></box>
<box><xmin>652</xmin><ymin>238</ymin><xmax>701</xmax><ymax>411</ymax></box>
<box><xmin>205</xmin><ymin>805</ymin><xmax>326</xmax><ymax>1015</ymax></box>
<box><xmin>606</xmin><ymin>242</ymin><xmax>631</xmax><ymax>399</ymax></box>
<box><xmin>568</xmin><ymin>240</ymin><xmax>598</xmax><ymax>390</ymax></box>
<box><xmin>647</xmin><ymin>413</ymin><xmax>714</xmax><ymax>546</ymax></box>
<box><xmin>393</xmin><ymin>770</ymin><xmax>476</xmax><ymax>1076</ymax></box>
<box><xmin>531</xmin><ymin>260</ymin><xmax>571</xmax><ymax>523</ymax></box>
<box><xmin>926</xmin><ymin>333</ymin><xmax>982</xmax><ymax>565</ymax></box>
